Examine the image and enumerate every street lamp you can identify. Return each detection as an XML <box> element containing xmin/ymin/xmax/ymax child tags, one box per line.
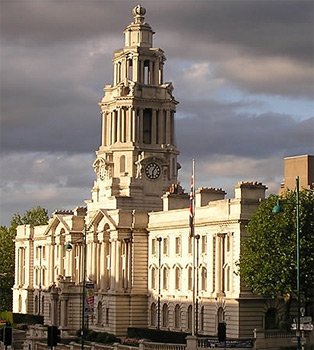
<box><xmin>65</xmin><ymin>225</ymin><xmax>87</xmax><ymax>350</ymax></box>
<box><xmin>272</xmin><ymin>176</ymin><xmax>301</xmax><ymax>350</ymax></box>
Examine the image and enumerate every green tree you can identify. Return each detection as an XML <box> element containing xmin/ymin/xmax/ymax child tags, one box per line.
<box><xmin>0</xmin><ymin>225</ymin><xmax>15</xmax><ymax>311</ymax></box>
<box><xmin>0</xmin><ymin>206</ymin><xmax>49</xmax><ymax>311</ymax></box>
<box><xmin>239</xmin><ymin>190</ymin><xmax>314</xmax><ymax>316</ymax></box>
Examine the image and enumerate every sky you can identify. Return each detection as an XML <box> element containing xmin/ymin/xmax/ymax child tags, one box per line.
<box><xmin>1</xmin><ymin>0</ymin><xmax>313</xmax><ymax>226</ymax></box>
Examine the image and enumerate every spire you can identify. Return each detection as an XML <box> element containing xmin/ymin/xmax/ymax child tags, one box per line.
<box><xmin>124</xmin><ymin>4</ymin><xmax>154</xmax><ymax>47</ymax></box>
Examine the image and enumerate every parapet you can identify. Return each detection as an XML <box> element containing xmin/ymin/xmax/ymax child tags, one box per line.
<box><xmin>162</xmin><ymin>183</ymin><xmax>189</xmax><ymax>211</ymax></box>
<box><xmin>234</xmin><ymin>181</ymin><xmax>267</xmax><ymax>200</ymax></box>
<box><xmin>195</xmin><ymin>187</ymin><xmax>226</xmax><ymax>207</ymax></box>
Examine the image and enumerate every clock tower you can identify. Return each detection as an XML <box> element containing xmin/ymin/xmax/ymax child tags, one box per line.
<box><xmin>87</xmin><ymin>5</ymin><xmax>179</xmax><ymax>215</ymax></box>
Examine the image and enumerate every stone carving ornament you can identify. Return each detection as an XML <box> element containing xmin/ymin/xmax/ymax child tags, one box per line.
<box><xmin>93</xmin><ymin>157</ymin><xmax>113</xmax><ymax>181</ymax></box>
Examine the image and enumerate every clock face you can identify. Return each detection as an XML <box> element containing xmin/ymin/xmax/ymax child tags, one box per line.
<box><xmin>145</xmin><ymin>162</ymin><xmax>161</xmax><ymax>180</ymax></box>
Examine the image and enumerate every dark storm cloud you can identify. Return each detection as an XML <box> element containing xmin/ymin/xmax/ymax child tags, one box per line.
<box><xmin>0</xmin><ymin>0</ymin><xmax>313</xmax><ymax>226</ymax></box>
<box><xmin>1</xmin><ymin>0</ymin><xmax>313</xmax><ymax>63</ymax></box>
<box><xmin>176</xmin><ymin>99</ymin><xmax>314</xmax><ymax>160</ymax></box>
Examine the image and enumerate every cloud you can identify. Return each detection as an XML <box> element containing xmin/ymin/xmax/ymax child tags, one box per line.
<box><xmin>218</xmin><ymin>57</ymin><xmax>313</xmax><ymax>97</ymax></box>
<box><xmin>176</xmin><ymin>100</ymin><xmax>314</xmax><ymax>160</ymax></box>
<box><xmin>0</xmin><ymin>152</ymin><xmax>95</xmax><ymax>225</ymax></box>
<box><xmin>0</xmin><ymin>0</ymin><xmax>313</xmax><ymax>227</ymax></box>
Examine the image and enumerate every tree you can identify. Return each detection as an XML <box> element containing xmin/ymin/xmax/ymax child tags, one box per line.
<box><xmin>0</xmin><ymin>206</ymin><xmax>49</xmax><ymax>311</ymax></box>
<box><xmin>239</xmin><ymin>190</ymin><xmax>314</xmax><ymax>308</ymax></box>
<box><xmin>0</xmin><ymin>226</ymin><xmax>15</xmax><ymax>312</ymax></box>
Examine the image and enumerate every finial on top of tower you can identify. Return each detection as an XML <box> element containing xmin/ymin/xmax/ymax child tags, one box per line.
<box><xmin>132</xmin><ymin>4</ymin><xmax>146</xmax><ymax>24</ymax></box>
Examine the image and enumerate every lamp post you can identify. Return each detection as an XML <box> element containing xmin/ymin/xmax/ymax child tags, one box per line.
<box><xmin>157</xmin><ymin>237</ymin><xmax>162</xmax><ymax>329</ymax></box>
<box><xmin>272</xmin><ymin>176</ymin><xmax>301</xmax><ymax>350</ymax></box>
<box><xmin>65</xmin><ymin>225</ymin><xmax>87</xmax><ymax>350</ymax></box>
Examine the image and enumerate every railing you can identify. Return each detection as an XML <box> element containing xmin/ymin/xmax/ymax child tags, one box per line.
<box><xmin>264</xmin><ymin>330</ymin><xmax>296</xmax><ymax>339</ymax></box>
<box><xmin>141</xmin><ymin>341</ymin><xmax>186</xmax><ymax>350</ymax></box>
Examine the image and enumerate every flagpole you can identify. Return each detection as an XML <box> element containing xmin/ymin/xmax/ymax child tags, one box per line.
<box><xmin>191</xmin><ymin>159</ymin><xmax>196</xmax><ymax>337</ymax></box>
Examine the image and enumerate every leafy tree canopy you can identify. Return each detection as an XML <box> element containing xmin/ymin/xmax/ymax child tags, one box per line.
<box><xmin>0</xmin><ymin>206</ymin><xmax>49</xmax><ymax>311</ymax></box>
<box><xmin>239</xmin><ymin>190</ymin><xmax>314</xmax><ymax>302</ymax></box>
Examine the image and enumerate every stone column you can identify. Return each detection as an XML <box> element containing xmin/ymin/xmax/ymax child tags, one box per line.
<box><xmin>87</xmin><ymin>241</ymin><xmax>92</xmax><ymax>279</ymax></box>
<box><xmin>126</xmin><ymin>107</ymin><xmax>131</xmax><ymax>142</ymax></box>
<box><xmin>110</xmin><ymin>239</ymin><xmax>116</xmax><ymax>291</ymax></box>
<box><xmin>132</xmin><ymin>108</ymin><xmax>137</xmax><ymax>142</ymax></box>
<box><xmin>59</xmin><ymin>244</ymin><xmax>64</xmax><ymax>276</ymax></box>
<box><xmin>215</xmin><ymin>235</ymin><xmax>221</xmax><ymax>294</ymax></box>
<box><xmin>107</xmin><ymin>113</ymin><xmax>112</xmax><ymax>145</ymax></box>
<box><xmin>102</xmin><ymin>113</ymin><xmax>107</xmax><ymax>146</ymax></box>
<box><xmin>60</xmin><ymin>298</ymin><xmax>67</xmax><ymax>327</ymax></box>
<box><xmin>170</xmin><ymin>111</ymin><xmax>175</xmax><ymax>145</ymax></box>
<box><xmin>140</xmin><ymin>60</ymin><xmax>144</xmax><ymax>83</ymax></box>
<box><xmin>133</xmin><ymin>56</ymin><xmax>138</xmax><ymax>82</ymax></box>
<box><xmin>166</xmin><ymin>109</ymin><xmax>171</xmax><ymax>145</ymax></box>
<box><xmin>159</xmin><ymin>62</ymin><xmax>163</xmax><ymax>85</ymax></box>
<box><xmin>17</xmin><ymin>247</ymin><xmax>21</xmax><ymax>285</ymax></box>
<box><xmin>154</xmin><ymin>60</ymin><xmax>159</xmax><ymax>85</ymax></box>
<box><xmin>100</xmin><ymin>241</ymin><xmax>106</xmax><ymax>290</ymax></box>
<box><xmin>113</xmin><ymin>63</ymin><xmax>117</xmax><ymax>86</ymax></box>
<box><xmin>139</xmin><ymin>109</ymin><xmax>143</xmax><ymax>144</ymax></box>
<box><xmin>112</xmin><ymin>111</ymin><xmax>117</xmax><ymax>143</ymax></box>
<box><xmin>151</xmin><ymin>109</ymin><xmax>157</xmax><ymax>145</ymax></box>
<box><xmin>116</xmin><ymin>240</ymin><xmax>122</xmax><ymax>292</ymax></box>
<box><xmin>91</xmin><ymin>242</ymin><xmax>96</xmax><ymax>280</ymax></box>
<box><xmin>149</xmin><ymin>61</ymin><xmax>153</xmax><ymax>84</ymax></box>
<box><xmin>121</xmin><ymin>108</ymin><xmax>126</xmax><ymax>142</ymax></box>
<box><xmin>117</xmin><ymin>108</ymin><xmax>121</xmax><ymax>143</ymax></box>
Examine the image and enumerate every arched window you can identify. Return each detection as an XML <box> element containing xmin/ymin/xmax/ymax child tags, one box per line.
<box><xmin>163</xmin><ymin>267</ymin><xmax>169</xmax><ymax>290</ymax></box>
<box><xmin>34</xmin><ymin>295</ymin><xmax>39</xmax><ymax>314</ymax></box>
<box><xmin>201</xmin><ymin>267</ymin><xmax>207</xmax><ymax>291</ymax></box>
<box><xmin>200</xmin><ymin>306</ymin><xmax>205</xmax><ymax>331</ymax></box>
<box><xmin>150</xmin><ymin>303</ymin><xmax>157</xmax><ymax>326</ymax></box>
<box><xmin>265</xmin><ymin>308</ymin><xmax>278</xmax><ymax>329</ymax></box>
<box><xmin>120</xmin><ymin>155</ymin><xmax>126</xmax><ymax>173</ymax></box>
<box><xmin>175</xmin><ymin>267</ymin><xmax>181</xmax><ymax>290</ymax></box>
<box><xmin>151</xmin><ymin>267</ymin><xmax>157</xmax><ymax>290</ymax></box>
<box><xmin>97</xmin><ymin>301</ymin><xmax>103</xmax><ymax>325</ymax></box>
<box><xmin>174</xmin><ymin>304</ymin><xmax>181</xmax><ymax>328</ymax></box>
<box><xmin>188</xmin><ymin>266</ymin><xmax>193</xmax><ymax>291</ymax></box>
<box><xmin>162</xmin><ymin>304</ymin><xmax>169</xmax><ymax>328</ymax></box>
<box><xmin>187</xmin><ymin>305</ymin><xmax>192</xmax><ymax>331</ymax></box>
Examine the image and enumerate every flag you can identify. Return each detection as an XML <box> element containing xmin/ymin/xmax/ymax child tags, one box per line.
<box><xmin>189</xmin><ymin>160</ymin><xmax>195</xmax><ymax>237</ymax></box>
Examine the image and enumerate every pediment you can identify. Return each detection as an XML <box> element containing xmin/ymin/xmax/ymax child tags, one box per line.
<box><xmin>43</xmin><ymin>214</ymin><xmax>71</xmax><ymax>236</ymax></box>
<box><xmin>87</xmin><ymin>209</ymin><xmax>117</xmax><ymax>232</ymax></box>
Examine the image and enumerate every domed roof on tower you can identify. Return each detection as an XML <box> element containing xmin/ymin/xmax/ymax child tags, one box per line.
<box><xmin>124</xmin><ymin>4</ymin><xmax>154</xmax><ymax>48</ymax></box>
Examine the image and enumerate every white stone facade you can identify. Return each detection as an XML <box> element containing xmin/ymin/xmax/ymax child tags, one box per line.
<box><xmin>13</xmin><ymin>5</ymin><xmax>282</xmax><ymax>339</ymax></box>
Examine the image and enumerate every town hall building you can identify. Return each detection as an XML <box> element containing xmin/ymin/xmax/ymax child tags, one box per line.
<box><xmin>13</xmin><ymin>5</ymin><xmax>283</xmax><ymax>339</ymax></box>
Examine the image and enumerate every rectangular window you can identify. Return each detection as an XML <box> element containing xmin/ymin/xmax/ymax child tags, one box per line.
<box><xmin>42</xmin><ymin>246</ymin><xmax>46</xmax><ymax>259</ymax></box>
<box><xmin>163</xmin><ymin>237</ymin><xmax>169</xmax><ymax>256</ymax></box>
<box><xmin>188</xmin><ymin>236</ymin><xmax>192</xmax><ymax>254</ymax></box>
<box><xmin>151</xmin><ymin>238</ymin><xmax>157</xmax><ymax>255</ymax></box>
<box><xmin>175</xmin><ymin>236</ymin><xmax>181</xmax><ymax>255</ymax></box>
<box><xmin>201</xmin><ymin>235</ymin><xmax>207</xmax><ymax>254</ymax></box>
<box><xmin>106</xmin><ymin>308</ymin><xmax>110</xmax><ymax>325</ymax></box>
